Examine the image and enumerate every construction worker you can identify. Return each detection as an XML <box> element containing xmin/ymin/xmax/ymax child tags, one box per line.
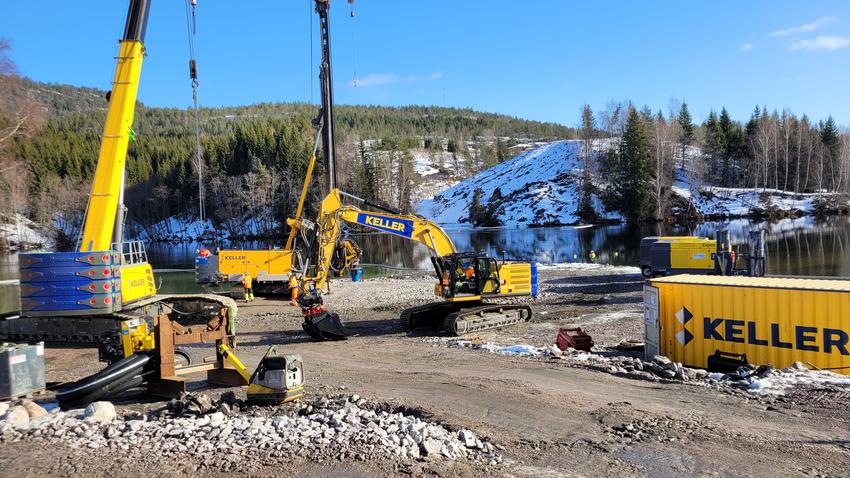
<box><xmin>288</xmin><ymin>274</ymin><xmax>299</xmax><ymax>306</ymax></box>
<box><xmin>242</xmin><ymin>272</ymin><xmax>254</xmax><ymax>302</ymax></box>
<box><xmin>588</xmin><ymin>250</ymin><xmax>597</xmax><ymax>263</ymax></box>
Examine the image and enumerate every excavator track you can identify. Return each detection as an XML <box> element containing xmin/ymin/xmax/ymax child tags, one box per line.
<box><xmin>400</xmin><ymin>301</ymin><xmax>465</xmax><ymax>330</ymax></box>
<box><xmin>400</xmin><ymin>301</ymin><xmax>532</xmax><ymax>336</ymax></box>
<box><xmin>443</xmin><ymin>304</ymin><xmax>532</xmax><ymax>336</ymax></box>
<box><xmin>0</xmin><ymin>294</ymin><xmax>237</xmax><ymax>344</ymax></box>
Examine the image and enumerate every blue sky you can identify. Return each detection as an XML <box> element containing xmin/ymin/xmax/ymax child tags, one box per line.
<box><xmin>2</xmin><ymin>1</ymin><xmax>849</xmax><ymax>126</ymax></box>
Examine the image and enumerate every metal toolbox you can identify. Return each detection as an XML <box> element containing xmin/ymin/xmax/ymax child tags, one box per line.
<box><xmin>0</xmin><ymin>342</ymin><xmax>46</xmax><ymax>400</ymax></box>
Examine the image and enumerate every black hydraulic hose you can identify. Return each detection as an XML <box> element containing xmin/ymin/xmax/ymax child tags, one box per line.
<box><xmin>56</xmin><ymin>352</ymin><xmax>153</xmax><ymax>410</ymax></box>
<box><xmin>58</xmin><ymin>373</ymin><xmax>148</xmax><ymax>411</ymax></box>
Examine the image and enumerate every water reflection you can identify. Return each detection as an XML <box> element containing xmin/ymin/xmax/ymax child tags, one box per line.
<box><xmin>145</xmin><ymin>216</ymin><xmax>850</xmax><ymax>277</ymax></box>
<box><xmin>1</xmin><ymin>216</ymin><xmax>848</xmax><ymax>314</ymax></box>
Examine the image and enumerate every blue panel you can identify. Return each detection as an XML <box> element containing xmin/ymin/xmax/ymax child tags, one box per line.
<box><xmin>19</xmin><ymin>279</ymin><xmax>119</xmax><ymax>298</ymax></box>
<box><xmin>20</xmin><ymin>266</ymin><xmax>120</xmax><ymax>283</ymax></box>
<box><xmin>19</xmin><ymin>251</ymin><xmax>119</xmax><ymax>269</ymax></box>
<box><xmin>356</xmin><ymin>213</ymin><xmax>414</xmax><ymax>238</ymax></box>
<box><xmin>531</xmin><ymin>263</ymin><xmax>539</xmax><ymax>297</ymax></box>
<box><xmin>21</xmin><ymin>293</ymin><xmax>120</xmax><ymax>313</ymax></box>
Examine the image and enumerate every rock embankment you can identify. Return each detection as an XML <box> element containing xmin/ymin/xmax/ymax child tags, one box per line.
<box><xmin>0</xmin><ymin>394</ymin><xmax>502</xmax><ymax>469</ymax></box>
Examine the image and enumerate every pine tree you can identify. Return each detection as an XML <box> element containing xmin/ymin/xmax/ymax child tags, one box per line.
<box><xmin>704</xmin><ymin>110</ymin><xmax>726</xmax><ymax>184</ymax></box>
<box><xmin>577</xmin><ymin>104</ymin><xmax>598</xmax><ymax>222</ymax></box>
<box><xmin>611</xmin><ymin>108</ymin><xmax>654</xmax><ymax>220</ymax></box>
<box><xmin>821</xmin><ymin>116</ymin><xmax>840</xmax><ymax>169</ymax></box>
<box><xmin>677</xmin><ymin>102</ymin><xmax>695</xmax><ymax>169</ymax></box>
<box><xmin>718</xmin><ymin>107</ymin><xmax>737</xmax><ymax>185</ymax></box>
<box><xmin>468</xmin><ymin>188</ymin><xmax>485</xmax><ymax>225</ymax></box>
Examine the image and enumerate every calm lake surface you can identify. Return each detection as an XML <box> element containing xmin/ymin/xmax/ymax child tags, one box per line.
<box><xmin>2</xmin><ymin>216</ymin><xmax>849</xmax><ymax>313</ymax></box>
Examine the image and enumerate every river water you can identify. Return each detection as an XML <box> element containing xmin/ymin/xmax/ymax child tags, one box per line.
<box><xmin>2</xmin><ymin>215</ymin><xmax>849</xmax><ymax>313</ymax></box>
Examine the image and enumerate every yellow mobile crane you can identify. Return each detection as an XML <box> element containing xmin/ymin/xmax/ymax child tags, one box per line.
<box><xmin>9</xmin><ymin>0</ymin><xmax>247</xmax><ymax>401</ymax></box>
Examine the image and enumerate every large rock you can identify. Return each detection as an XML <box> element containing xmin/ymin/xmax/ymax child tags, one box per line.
<box><xmin>459</xmin><ymin>429</ymin><xmax>477</xmax><ymax>448</ymax></box>
<box><xmin>421</xmin><ymin>438</ymin><xmax>442</xmax><ymax>457</ymax></box>
<box><xmin>652</xmin><ymin>355</ymin><xmax>672</xmax><ymax>366</ymax></box>
<box><xmin>4</xmin><ymin>405</ymin><xmax>30</xmax><ymax>429</ymax></box>
<box><xmin>20</xmin><ymin>399</ymin><xmax>48</xmax><ymax>418</ymax></box>
<box><xmin>84</xmin><ymin>402</ymin><xmax>116</xmax><ymax>423</ymax></box>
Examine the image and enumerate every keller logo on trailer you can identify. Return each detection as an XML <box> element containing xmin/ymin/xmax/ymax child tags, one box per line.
<box><xmin>357</xmin><ymin>213</ymin><xmax>414</xmax><ymax>238</ymax></box>
<box><xmin>701</xmin><ymin>316</ymin><xmax>850</xmax><ymax>355</ymax></box>
<box><xmin>675</xmin><ymin>307</ymin><xmax>694</xmax><ymax>346</ymax></box>
<box><xmin>675</xmin><ymin>305</ymin><xmax>850</xmax><ymax>356</ymax></box>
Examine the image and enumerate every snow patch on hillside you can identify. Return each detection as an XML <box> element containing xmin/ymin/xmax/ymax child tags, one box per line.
<box><xmin>0</xmin><ymin>214</ymin><xmax>54</xmax><ymax>250</ymax></box>
<box><xmin>417</xmin><ymin>140</ymin><xmax>619</xmax><ymax>226</ymax></box>
<box><xmin>672</xmin><ymin>169</ymin><xmax>839</xmax><ymax>218</ymax></box>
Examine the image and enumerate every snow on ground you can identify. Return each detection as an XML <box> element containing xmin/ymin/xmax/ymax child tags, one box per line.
<box><xmin>0</xmin><ymin>214</ymin><xmax>53</xmax><ymax>250</ymax></box>
<box><xmin>417</xmin><ymin>140</ymin><xmax>619</xmax><ymax>226</ymax></box>
<box><xmin>411</xmin><ymin>151</ymin><xmax>441</xmax><ymax>176</ymax></box>
<box><xmin>429</xmin><ymin>337</ymin><xmax>850</xmax><ymax>397</ymax></box>
<box><xmin>673</xmin><ymin>169</ymin><xmax>821</xmax><ymax>217</ymax></box>
<box><xmin>710</xmin><ymin>363</ymin><xmax>850</xmax><ymax>396</ymax></box>
<box><xmin>139</xmin><ymin>216</ymin><xmax>216</xmax><ymax>241</ymax></box>
<box><xmin>537</xmin><ymin>262</ymin><xmax>641</xmax><ymax>274</ymax></box>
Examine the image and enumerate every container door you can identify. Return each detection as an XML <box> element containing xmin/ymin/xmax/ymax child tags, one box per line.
<box><xmin>643</xmin><ymin>285</ymin><xmax>660</xmax><ymax>359</ymax></box>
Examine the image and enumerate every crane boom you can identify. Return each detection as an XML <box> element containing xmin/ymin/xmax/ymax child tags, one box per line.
<box><xmin>79</xmin><ymin>0</ymin><xmax>151</xmax><ymax>252</ymax></box>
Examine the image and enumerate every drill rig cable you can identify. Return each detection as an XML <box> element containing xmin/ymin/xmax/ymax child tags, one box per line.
<box><xmin>350</xmin><ymin>0</ymin><xmax>357</xmax><ymax>87</ymax></box>
<box><xmin>185</xmin><ymin>0</ymin><xmax>205</xmax><ymax>221</ymax></box>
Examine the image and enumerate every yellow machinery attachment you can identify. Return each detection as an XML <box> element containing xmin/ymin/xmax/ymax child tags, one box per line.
<box><xmin>219</xmin><ymin>344</ymin><xmax>304</xmax><ymax>403</ymax></box>
<box><xmin>120</xmin><ymin>317</ymin><xmax>155</xmax><ymax>357</ymax></box>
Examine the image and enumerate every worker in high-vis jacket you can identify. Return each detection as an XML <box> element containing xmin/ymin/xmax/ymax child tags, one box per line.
<box><xmin>289</xmin><ymin>274</ymin><xmax>299</xmax><ymax>306</ymax></box>
<box><xmin>242</xmin><ymin>272</ymin><xmax>254</xmax><ymax>302</ymax></box>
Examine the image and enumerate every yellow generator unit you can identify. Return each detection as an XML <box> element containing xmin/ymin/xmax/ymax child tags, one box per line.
<box><xmin>640</xmin><ymin>231</ymin><xmax>736</xmax><ymax>278</ymax></box>
<box><xmin>644</xmin><ymin>275</ymin><xmax>850</xmax><ymax>375</ymax></box>
<box><xmin>196</xmin><ymin>248</ymin><xmax>296</xmax><ymax>292</ymax></box>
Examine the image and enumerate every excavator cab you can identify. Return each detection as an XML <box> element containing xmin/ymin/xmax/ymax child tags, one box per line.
<box><xmin>434</xmin><ymin>253</ymin><xmax>503</xmax><ymax>299</ymax></box>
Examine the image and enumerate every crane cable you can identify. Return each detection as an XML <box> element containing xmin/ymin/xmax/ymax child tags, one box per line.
<box><xmin>308</xmin><ymin>0</ymin><xmax>314</xmax><ymax>104</ymax></box>
<box><xmin>185</xmin><ymin>0</ymin><xmax>205</xmax><ymax>222</ymax></box>
<box><xmin>349</xmin><ymin>0</ymin><xmax>357</xmax><ymax>87</ymax></box>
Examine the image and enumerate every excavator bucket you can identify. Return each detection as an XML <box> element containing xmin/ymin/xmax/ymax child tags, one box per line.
<box><xmin>302</xmin><ymin>311</ymin><xmax>354</xmax><ymax>341</ymax></box>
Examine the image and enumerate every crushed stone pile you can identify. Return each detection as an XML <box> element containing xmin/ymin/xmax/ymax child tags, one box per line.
<box><xmin>0</xmin><ymin>394</ymin><xmax>502</xmax><ymax>469</ymax></box>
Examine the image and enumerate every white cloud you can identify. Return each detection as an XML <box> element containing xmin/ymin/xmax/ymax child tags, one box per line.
<box><xmin>789</xmin><ymin>35</ymin><xmax>850</xmax><ymax>51</ymax></box>
<box><xmin>354</xmin><ymin>71</ymin><xmax>444</xmax><ymax>87</ymax></box>
<box><xmin>769</xmin><ymin>16</ymin><xmax>837</xmax><ymax>37</ymax></box>
<box><xmin>739</xmin><ymin>42</ymin><xmax>755</xmax><ymax>51</ymax></box>
<box><xmin>353</xmin><ymin>73</ymin><xmax>398</xmax><ymax>87</ymax></box>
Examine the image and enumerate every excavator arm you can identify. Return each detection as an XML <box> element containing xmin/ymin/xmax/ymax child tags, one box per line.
<box><xmin>305</xmin><ymin>188</ymin><xmax>456</xmax><ymax>292</ymax></box>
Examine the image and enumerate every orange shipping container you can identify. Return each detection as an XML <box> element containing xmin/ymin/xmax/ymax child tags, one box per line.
<box><xmin>644</xmin><ymin>275</ymin><xmax>850</xmax><ymax>375</ymax></box>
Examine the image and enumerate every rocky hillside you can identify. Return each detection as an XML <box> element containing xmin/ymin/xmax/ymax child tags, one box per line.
<box><xmin>417</xmin><ymin>141</ymin><xmax>850</xmax><ymax>227</ymax></box>
<box><xmin>416</xmin><ymin>140</ymin><xmax>620</xmax><ymax>226</ymax></box>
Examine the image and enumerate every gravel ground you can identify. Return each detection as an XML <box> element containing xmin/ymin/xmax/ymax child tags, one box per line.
<box><xmin>2</xmin><ymin>264</ymin><xmax>849</xmax><ymax>477</ymax></box>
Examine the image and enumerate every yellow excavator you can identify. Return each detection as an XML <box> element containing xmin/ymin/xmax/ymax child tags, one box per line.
<box><xmin>293</xmin><ymin>187</ymin><xmax>537</xmax><ymax>340</ymax></box>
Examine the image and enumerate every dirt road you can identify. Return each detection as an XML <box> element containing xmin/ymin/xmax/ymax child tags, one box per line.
<box><xmin>2</xmin><ymin>265</ymin><xmax>848</xmax><ymax>477</ymax></box>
